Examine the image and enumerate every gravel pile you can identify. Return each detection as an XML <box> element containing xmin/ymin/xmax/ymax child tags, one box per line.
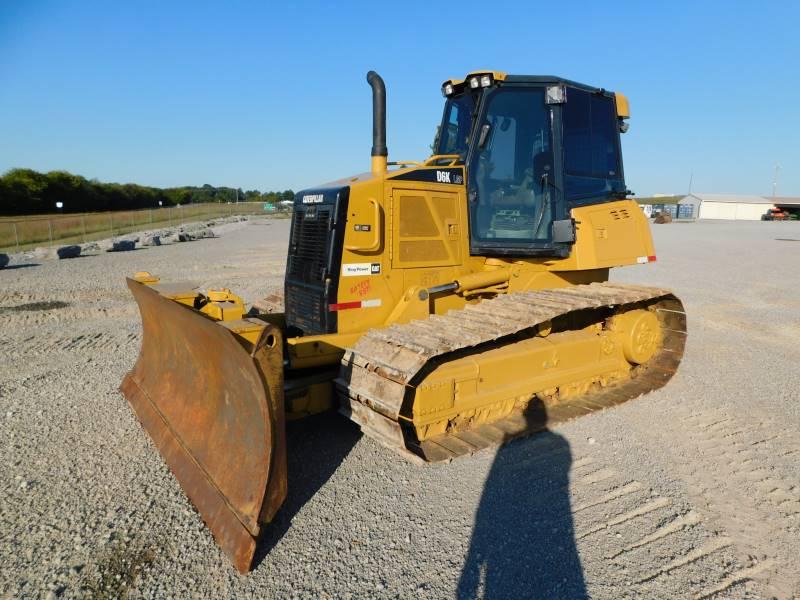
<box><xmin>0</xmin><ymin>219</ymin><xmax>798</xmax><ymax>598</ymax></box>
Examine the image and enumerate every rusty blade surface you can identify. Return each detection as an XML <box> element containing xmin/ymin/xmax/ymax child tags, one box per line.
<box><xmin>120</xmin><ymin>278</ymin><xmax>284</xmax><ymax>572</ymax></box>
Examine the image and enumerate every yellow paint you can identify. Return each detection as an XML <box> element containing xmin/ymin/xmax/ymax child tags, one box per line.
<box><xmin>445</xmin><ymin>70</ymin><xmax>507</xmax><ymax>87</ymax></box>
<box><xmin>198</xmin><ymin>289</ymin><xmax>246</xmax><ymax>321</ymax></box>
<box><xmin>371</xmin><ymin>155</ymin><xmax>387</xmax><ymax>176</ymax></box>
<box><xmin>455</xmin><ymin>268</ymin><xmax>511</xmax><ymax>292</ymax></box>
<box><xmin>131</xmin><ymin>75</ymin><xmax>657</xmax><ymax>426</ymax></box>
<box><xmin>423</xmin><ymin>155</ymin><xmax>461</xmax><ymax>166</ymax></box>
<box><xmin>554</xmin><ymin>201</ymin><xmax>655</xmax><ymax>270</ymax></box>
<box><xmin>219</xmin><ymin>319</ymin><xmax>268</xmax><ymax>346</ymax></box>
<box><xmin>344</xmin><ymin>197</ymin><xmax>382</xmax><ymax>252</ymax></box>
<box><xmin>406</xmin><ymin>311</ymin><xmax>658</xmax><ymax>441</ymax></box>
<box><xmin>465</xmin><ymin>70</ymin><xmax>507</xmax><ymax>81</ymax></box>
<box><xmin>133</xmin><ymin>271</ymin><xmax>160</xmax><ymax>285</ymax></box>
<box><xmin>285</xmin><ymin>380</ymin><xmax>333</xmax><ymax>420</ymax></box>
<box><xmin>615</xmin><ymin>92</ymin><xmax>630</xmax><ymax>119</ymax></box>
<box><xmin>329</xmin><ymin>167</ymin><xmax>653</xmax><ymax>340</ymax></box>
<box><xmin>286</xmin><ymin>332</ymin><xmax>361</xmax><ymax>369</ymax></box>
<box><xmin>153</xmin><ymin>286</ymin><xmax>200</xmax><ymax>308</ymax></box>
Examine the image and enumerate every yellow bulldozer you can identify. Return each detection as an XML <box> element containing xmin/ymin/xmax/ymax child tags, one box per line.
<box><xmin>121</xmin><ymin>70</ymin><xmax>686</xmax><ymax>572</ymax></box>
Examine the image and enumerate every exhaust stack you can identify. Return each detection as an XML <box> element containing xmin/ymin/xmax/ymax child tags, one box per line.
<box><xmin>367</xmin><ymin>70</ymin><xmax>387</xmax><ymax>175</ymax></box>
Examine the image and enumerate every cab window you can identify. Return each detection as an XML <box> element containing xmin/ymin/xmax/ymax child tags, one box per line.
<box><xmin>435</xmin><ymin>92</ymin><xmax>475</xmax><ymax>156</ymax></box>
<box><xmin>468</xmin><ymin>87</ymin><xmax>554</xmax><ymax>244</ymax></box>
<box><xmin>563</xmin><ymin>88</ymin><xmax>624</xmax><ymax>202</ymax></box>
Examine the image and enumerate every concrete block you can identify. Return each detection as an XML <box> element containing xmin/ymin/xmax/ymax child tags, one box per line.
<box><xmin>57</xmin><ymin>245</ymin><xmax>82</xmax><ymax>259</ymax></box>
<box><xmin>107</xmin><ymin>240</ymin><xmax>136</xmax><ymax>252</ymax></box>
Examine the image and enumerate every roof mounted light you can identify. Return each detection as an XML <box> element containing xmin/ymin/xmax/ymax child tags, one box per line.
<box><xmin>546</xmin><ymin>85</ymin><xmax>566</xmax><ymax>104</ymax></box>
<box><xmin>469</xmin><ymin>77</ymin><xmax>480</xmax><ymax>89</ymax></box>
<box><xmin>442</xmin><ymin>83</ymin><xmax>454</xmax><ymax>97</ymax></box>
<box><xmin>480</xmin><ymin>74</ymin><xmax>492</xmax><ymax>87</ymax></box>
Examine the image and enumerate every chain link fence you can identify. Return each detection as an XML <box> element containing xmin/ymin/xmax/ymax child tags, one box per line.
<box><xmin>0</xmin><ymin>202</ymin><xmax>290</xmax><ymax>252</ymax></box>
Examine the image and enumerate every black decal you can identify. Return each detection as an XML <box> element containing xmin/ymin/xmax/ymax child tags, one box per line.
<box><xmin>388</xmin><ymin>167</ymin><xmax>465</xmax><ymax>185</ymax></box>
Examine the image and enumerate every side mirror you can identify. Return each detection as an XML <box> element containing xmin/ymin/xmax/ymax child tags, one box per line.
<box><xmin>478</xmin><ymin>123</ymin><xmax>492</xmax><ymax>148</ymax></box>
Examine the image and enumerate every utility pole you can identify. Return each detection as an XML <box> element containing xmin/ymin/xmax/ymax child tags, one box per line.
<box><xmin>772</xmin><ymin>164</ymin><xmax>781</xmax><ymax>198</ymax></box>
<box><xmin>688</xmin><ymin>170</ymin><xmax>694</xmax><ymax>195</ymax></box>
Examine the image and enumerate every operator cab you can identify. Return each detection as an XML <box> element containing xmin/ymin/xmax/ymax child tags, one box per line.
<box><xmin>435</xmin><ymin>73</ymin><xmax>630</xmax><ymax>257</ymax></box>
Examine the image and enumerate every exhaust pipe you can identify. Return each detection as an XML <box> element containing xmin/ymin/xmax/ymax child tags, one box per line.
<box><xmin>367</xmin><ymin>70</ymin><xmax>387</xmax><ymax>175</ymax></box>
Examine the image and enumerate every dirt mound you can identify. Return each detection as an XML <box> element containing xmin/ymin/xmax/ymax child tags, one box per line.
<box><xmin>653</xmin><ymin>212</ymin><xmax>673</xmax><ymax>224</ymax></box>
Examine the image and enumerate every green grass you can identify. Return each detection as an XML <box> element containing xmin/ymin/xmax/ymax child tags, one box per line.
<box><xmin>0</xmin><ymin>203</ymin><xmax>287</xmax><ymax>252</ymax></box>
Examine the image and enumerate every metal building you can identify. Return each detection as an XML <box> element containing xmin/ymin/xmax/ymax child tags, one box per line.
<box><xmin>772</xmin><ymin>197</ymin><xmax>800</xmax><ymax>214</ymax></box>
<box><xmin>678</xmin><ymin>193</ymin><xmax>783</xmax><ymax>220</ymax></box>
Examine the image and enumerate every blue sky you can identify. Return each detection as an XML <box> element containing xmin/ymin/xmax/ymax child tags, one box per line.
<box><xmin>1</xmin><ymin>1</ymin><xmax>798</xmax><ymax>196</ymax></box>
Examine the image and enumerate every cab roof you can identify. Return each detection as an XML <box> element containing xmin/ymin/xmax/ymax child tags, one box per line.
<box><xmin>442</xmin><ymin>72</ymin><xmax>628</xmax><ymax>118</ymax></box>
<box><xmin>444</xmin><ymin>72</ymin><xmax>613</xmax><ymax>95</ymax></box>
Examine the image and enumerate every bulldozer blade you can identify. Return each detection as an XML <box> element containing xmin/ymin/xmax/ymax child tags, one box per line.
<box><xmin>120</xmin><ymin>278</ymin><xmax>286</xmax><ymax>573</ymax></box>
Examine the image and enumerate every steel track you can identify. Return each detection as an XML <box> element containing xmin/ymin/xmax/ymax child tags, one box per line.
<box><xmin>336</xmin><ymin>283</ymin><xmax>687</xmax><ymax>462</ymax></box>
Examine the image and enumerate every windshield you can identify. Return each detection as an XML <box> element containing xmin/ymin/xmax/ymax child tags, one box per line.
<box><xmin>434</xmin><ymin>92</ymin><xmax>476</xmax><ymax>156</ymax></box>
<box><xmin>468</xmin><ymin>87</ymin><xmax>554</xmax><ymax>245</ymax></box>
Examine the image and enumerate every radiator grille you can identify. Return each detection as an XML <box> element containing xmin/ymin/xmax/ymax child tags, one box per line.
<box><xmin>285</xmin><ymin>283</ymin><xmax>324</xmax><ymax>334</ymax></box>
<box><xmin>288</xmin><ymin>207</ymin><xmax>331</xmax><ymax>283</ymax></box>
<box><xmin>283</xmin><ymin>186</ymin><xmax>348</xmax><ymax>336</ymax></box>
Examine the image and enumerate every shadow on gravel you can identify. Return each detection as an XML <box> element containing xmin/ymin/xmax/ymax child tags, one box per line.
<box><xmin>458</xmin><ymin>399</ymin><xmax>586</xmax><ymax>599</ymax></box>
<box><xmin>1</xmin><ymin>263</ymin><xmax>41</xmax><ymax>269</ymax></box>
<box><xmin>0</xmin><ymin>300</ymin><xmax>70</xmax><ymax>313</ymax></box>
<box><xmin>252</xmin><ymin>412</ymin><xmax>361</xmax><ymax>567</ymax></box>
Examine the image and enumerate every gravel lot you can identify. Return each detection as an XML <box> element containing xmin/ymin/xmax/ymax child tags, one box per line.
<box><xmin>1</xmin><ymin>218</ymin><xmax>798</xmax><ymax>599</ymax></box>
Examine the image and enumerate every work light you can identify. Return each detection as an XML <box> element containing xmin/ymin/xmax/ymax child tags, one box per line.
<box><xmin>546</xmin><ymin>85</ymin><xmax>566</xmax><ymax>104</ymax></box>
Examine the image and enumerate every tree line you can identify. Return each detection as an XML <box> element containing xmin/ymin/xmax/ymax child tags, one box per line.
<box><xmin>0</xmin><ymin>168</ymin><xmax>295</xmax><ymax>215</ymax></box>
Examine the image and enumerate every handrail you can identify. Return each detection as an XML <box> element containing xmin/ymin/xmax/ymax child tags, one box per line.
<box><xmin>423</xmin><ymin>154</ymin><xmax>462</xmax><ymax>167</ymax></box>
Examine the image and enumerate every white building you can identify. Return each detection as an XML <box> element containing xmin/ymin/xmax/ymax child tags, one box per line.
<box><xmin>678</xmin><ymin>193</ymin><xmax>779</xmax><ymax>220</ymax></box>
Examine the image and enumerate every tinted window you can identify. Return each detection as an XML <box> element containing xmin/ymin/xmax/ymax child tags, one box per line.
<box><xmin>468</xmin><ymin>87</ymin><xmax>554</xmax><ymax>243</ymax></box>
<box><xmin>563</xmin><ymin>88</ymin><xmax>624</xmax><ymax>201</ymax></box>
<box><xmin>435</xmin><ymin>92</ymin><xmax>475</xmax><ymax>156</ymax></box>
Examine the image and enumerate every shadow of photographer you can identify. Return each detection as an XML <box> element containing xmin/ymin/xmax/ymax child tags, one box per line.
<box><xmin>458</xmin><ymin>398</ymin><xmax>587</xmax><ymax>599</ymax></box>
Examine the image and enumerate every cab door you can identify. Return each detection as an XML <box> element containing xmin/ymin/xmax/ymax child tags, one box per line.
<box><xmin>467</xmin><ymin>86</ymin><xmax>559</xmax><ymax>256</ymax></box>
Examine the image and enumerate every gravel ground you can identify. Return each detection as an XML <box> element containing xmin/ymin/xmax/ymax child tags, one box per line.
<box><xmin>1</xmin><ymin>218</ymin><xmax>798</xmax><ymax>599</ymax></box>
